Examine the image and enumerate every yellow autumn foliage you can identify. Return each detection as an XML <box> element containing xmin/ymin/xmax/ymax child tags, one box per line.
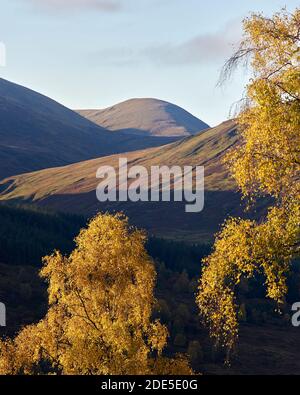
<box><xmin>0</xmin><ymin>213</ymin><xmax>193</xmax><ymax>375</ymax></box>
<box><xmin>197</xmin><ymin>8</ymin><xmax>300</xmax><ymax>351</ymax></box>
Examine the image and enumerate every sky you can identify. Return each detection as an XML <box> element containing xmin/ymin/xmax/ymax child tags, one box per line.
<box><xmin>0</xmin><ymin>0</ymin><xmax>298</xmax><ymax>126</ymax></box>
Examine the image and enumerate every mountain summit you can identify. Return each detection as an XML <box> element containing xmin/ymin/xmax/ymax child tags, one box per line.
<box><xmin>77</xmin><ymin>98</ymin><xmax>209</xmax><ymax>137</ymax></box>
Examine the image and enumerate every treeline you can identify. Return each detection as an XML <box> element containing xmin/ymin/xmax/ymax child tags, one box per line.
<box><xmin>0</xmin><ymin>203</ymin><xmax>86</xmax><ymax>266</ymax></box>
<box><xmin>0</xmin><ymin>203</ymin><xmax>210</xmax><ymax>274</ymax></box>
<box><xmin>147</xmin><ymin>237</ymin><xmax>211</xmax><ymax>278</ymax></box>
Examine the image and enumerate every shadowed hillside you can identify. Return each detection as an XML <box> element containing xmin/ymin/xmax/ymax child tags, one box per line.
<box><xmin>0</xmin><ymin>120</ymin><xmax>253</xmax><ymax>241</ymax></box>
<box><xmin>77</xmin><ymin>98</ymin><xmax>209</xmax><ymax>137</ymax></box>
<box><xmin>0</xmin><ymin>79</ymin><xmax>182</xmax><ymax>179</ymax></box>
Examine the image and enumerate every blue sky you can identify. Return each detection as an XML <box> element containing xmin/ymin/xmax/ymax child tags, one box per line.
<box><xmin>0</xmin><ymin>0</ymin><xmax>298</xmax><ymax>125</ymax></box>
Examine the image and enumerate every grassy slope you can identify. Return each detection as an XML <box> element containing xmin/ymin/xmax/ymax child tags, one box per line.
<box><xmin>0</xmin><ymin>120</ymin><xmax>246</xmax><ymax>242</ymax></box>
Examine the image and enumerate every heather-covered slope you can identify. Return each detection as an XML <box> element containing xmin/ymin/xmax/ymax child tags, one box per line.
<box><xmin>0</xmin><ymin>120</ymin><xmax>242</xmax><ymax>241</ymax></box>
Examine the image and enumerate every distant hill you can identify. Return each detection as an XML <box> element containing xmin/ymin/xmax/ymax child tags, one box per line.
<box><xmin>0</xmin><ymin>120</ymin><xmax>251</xmax><ymax>242</ymax></box>
<box><xmin>77</xmin><ymin>98</ymin><xmax>209</xmax><ymax>137</ymax></box>
<box><xmin>0</xmin><ymin>79</ymin><xmax>180</xmax><ymax>179</ymax></box>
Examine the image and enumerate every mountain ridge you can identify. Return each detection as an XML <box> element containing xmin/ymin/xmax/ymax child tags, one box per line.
<box><xmin>0</xmin><ymin>79</ymin><xmax>195</xmax><ymax>179</ymax></box>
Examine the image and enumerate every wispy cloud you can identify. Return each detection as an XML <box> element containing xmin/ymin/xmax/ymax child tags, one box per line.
<box><xmin>145</xmin><ymin>29</ymin><xmax>240</xmax><ymax>65</ymax></box>
<box><xmin>144</xmin><ymin>19</ymin><xmax>242</xmax><ymax>66</ymax></box>
<box><xmin>92</xmin><ymin>19</ymin><xmax>242</xmax><ymax>67</ymax></box>
<box><xmin>28</xmin><ymin>0</ymin><xmax>122</xmax><ymax>13</ymax></box>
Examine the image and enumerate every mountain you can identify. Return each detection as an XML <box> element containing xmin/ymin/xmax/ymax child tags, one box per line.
<box><xmin>0</xmin><ymin>120</ymin><xmax>248</xmax><ymax>242</ymax></box>
<box><xmin>0</xmin><ymin>79</ymin><xmax>180</xmax><ymax>179</ymax></box>
<box><xmin>77</xmin><ymin>98</ymin><xmax>209</xmax><ymax>137</ymax></box>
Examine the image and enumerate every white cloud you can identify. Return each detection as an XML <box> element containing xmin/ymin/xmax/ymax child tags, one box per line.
<box><xmin>28</xmin><ymin>0</ymin><xmax>121</xmax><ymax>12</ymax></box>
